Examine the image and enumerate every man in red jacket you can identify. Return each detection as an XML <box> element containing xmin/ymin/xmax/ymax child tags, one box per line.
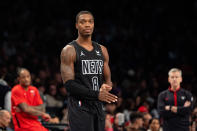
<box><xmin>11</xmin><ymin>68</ymin><xmax>51</xmax><ymax>131</ymax></box>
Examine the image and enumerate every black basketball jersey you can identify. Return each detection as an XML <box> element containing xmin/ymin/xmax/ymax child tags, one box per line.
<box><xmin>68</xmin><ymin>40</ymin><xmax>105</xmax><ymax>117</ymax></box>
<box><xmin>71</xmin><ymin>40</ymin><xmax>104</xmax><ymax>92</ymax></box>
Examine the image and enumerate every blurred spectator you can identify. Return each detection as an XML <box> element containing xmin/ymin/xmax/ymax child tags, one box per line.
<box><xmin>135</xmin><ymin>96</ymin><xmax>141</xmax><ymax>108</ymax></box>
<box><xmin>134</xmin><ymin>79</ymin><xmax>150</xmax><ymax>100</ymax></box>
<box><xmin>105</xmin><ymin>114</ymin><xmax>114</xmax><ymax>131</ymax></box>
<box><xmin>138</xmin><ymin>105</ymin><xmax>149</xmax><ymax>113</ymax></box>
<box><xmin>0</xmin><ymin>110</ymin><xmax>11</xmax><ymax>130</ymax></box>
<box><xmin>54</xmin><ymin>72</ymin><xmax>63</xmax><ymax>85</ymax></box>
<box><xmin>190</xmin><ymin>106</ymin><xmax>197</xmax><ymax>131</ymax></box>
<box><xmin>142</xmin><ymin>112</ymin><xmax>152</xmax><ymax>130</ymax></box>
<box><xmin>56</xmin><ymin>84</ymin><xmax>68</xmax><ymax>102</ymax></box>
<box><xmin>45</xmin><ymin>83</ymin><xmax>63</xmax><ymax>108</ymax></box>
<box><xmin>0</xmin><ymin>80</ymin><xmax>10</xmax><ymax>110</ymax></box>
<box><xmin>37</xmin><ymin>70</ymin><xmax>48</xmax><ymax>86</ymax></box>
<box><xmin>4</xmin><ymin>90</ymin><xmax>11</xmax><ymax>112</ymax></box>
<box><xmin>147</xmin><ymin>118</ymin><xmax>162</xmax><ymax>131</ymax></box>
<box><xmin>111</xmin><ymin>82</ymin><xmax>123</xmax><ymax>112</ymax></box>
<box><xmin>125</xmin><ymin>112</ymin><xmax>144</xmax><ymax>131</ymax></box>
<box><xmin>105</xmin><ymin>103</ymin><xmax>117</xmax><ymax>116</ymax></box>
<box><xmin>116</xmin><ymin>96</ymin><xmax>124</xmax><ymax>112</ymax></box>
<box><xmin>113</xmin><ymin>113</ymin><xmax>125</xmax><ymax>131</ymax></box>
<box><xmin>37</xmin><ymin>84</ymin><xmax>47</xmax><ymax>107</ymax></box>
<box><xmin>59</xmin><ymin>102</ymin><xmax>68</xmax><ymax>124</ymax></box>
<box><xmin>123</xmin><ymin>98</ymin><xmax>136</xmax><ymax>122</ymax></box>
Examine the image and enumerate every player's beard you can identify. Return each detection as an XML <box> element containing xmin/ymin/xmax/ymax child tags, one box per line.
<box><xmin>21</xmin><ymin>81</ymin><xmax>31</xmax><ymax>88</ymax></box>
<box><xmin>79</xmin><ymin>28</ymin><xmax>93</xmax><ymax>38</ymax></box>
<box><xmin>81</xmin><ymin>33</ymin><xmax>92</xmax><ymax>38</ymax></box>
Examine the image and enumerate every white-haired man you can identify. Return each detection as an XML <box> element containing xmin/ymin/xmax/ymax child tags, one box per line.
<box><xmin>158</xmin><ymin>68</ymin><xmax>193</xmax><ymax>131</ymax></box>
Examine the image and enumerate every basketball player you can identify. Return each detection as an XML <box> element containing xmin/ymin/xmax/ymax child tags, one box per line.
<box><xmin>11</xmin><ymin>68</ymin><xmax>51</xmax><ymax>131</ymax></box>
<box><xmin>60</xmin><ymin>11</ymin><xmax>118</xmax><ymax>131</ymax></box>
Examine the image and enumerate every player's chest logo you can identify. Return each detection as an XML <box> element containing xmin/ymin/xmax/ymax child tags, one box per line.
<box><xmin>95</xmin><ymin>50</ymin><xmax>101</xmax><ymax>56</ymax></box>
<box><xmin>29</xmin><ymin>90</ymin><xmax>35</xmax><ymax>96</ymax></box>
<box><xmin>80</xmin><ymin>51</ymin><xmax>85</xmax><ymax>56</ymax></box>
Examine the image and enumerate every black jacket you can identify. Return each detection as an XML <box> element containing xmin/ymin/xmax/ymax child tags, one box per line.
<box><xmin>157</xmin><ymin>87</ymin><xmax>193</xmax><ymax>131</ymax></box>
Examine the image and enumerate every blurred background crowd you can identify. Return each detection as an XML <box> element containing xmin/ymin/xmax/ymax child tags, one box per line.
<box><xmin>1</xmin><ymin>0</ymin><xmax>197</xmax><ymax>130</ymax></box>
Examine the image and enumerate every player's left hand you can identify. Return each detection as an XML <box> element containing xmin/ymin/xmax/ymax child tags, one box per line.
<box><xmin>100</xmin><ymin>84</ymin><xmax>112</xmax><ymax>92</ymax></box>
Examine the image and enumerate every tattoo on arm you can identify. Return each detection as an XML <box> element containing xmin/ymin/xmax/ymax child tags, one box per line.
<box><xmin>60</xmin><ymin>45</ymin><xmax>76</xmax><ymax>83</ymax></box>
<box><xmin>30</xmin><ymin>104</ymin><xmax>45</xmax><ymax>112</ymax></box>
<box><xmin>18</xmin><ymin>103</ymin><xmax>44</xmax><ymax>116</ymax></box>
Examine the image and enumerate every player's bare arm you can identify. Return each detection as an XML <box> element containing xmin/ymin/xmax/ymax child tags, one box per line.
<box><xmin>60</xmin><ymin>45</ymin><xmax>76</xmax><ymax>83</ymax></box>
<box><xmin>18</xmin><ymin>103</ymin><xmax>50</xmax><ymax>119</ymax></box>
<box><xmin>101</xmin><ymin>45</ymin><xmax>112</xmax><ymax>91</ymax></box>
<box><xmin>30</xmin><ymin>104</ymin><xmax>45</xmax><ymax>112</ymax></box>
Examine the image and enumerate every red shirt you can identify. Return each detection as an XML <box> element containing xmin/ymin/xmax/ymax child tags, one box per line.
<box><xmin>11</xmin><ymin>84</ymin><xmax>48</xmax><ymax>131</ymax></box>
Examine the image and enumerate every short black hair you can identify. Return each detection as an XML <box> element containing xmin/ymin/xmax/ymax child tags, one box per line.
<box><xmin>76</xmin><ymin>11</ymin><xmax>94</xmax><ymax>23</ymax></box>
<box><xmin>130</xmin><ymin>112</ymin><xmax>143</xmax><ymax>123</ymax></box>
<box><xmin>149</xmin><ymin>118</ymin><xmax>160</xmax><ymax>125</ymax></box>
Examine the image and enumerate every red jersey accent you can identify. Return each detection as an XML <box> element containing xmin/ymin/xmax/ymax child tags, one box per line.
<box><xmin>168</xmin><ymin>86</ymin><xmax>180</xmax><ymax>106</ymax></box>
<box><xmin>11</xmin><ymin>84</ymin><xmax>48</xmax><ymax>131</ymax></box>
<box><xmin>174</xmin><ymin>92</ymin><xmax>177</xmax><ymax>106</ymax></box>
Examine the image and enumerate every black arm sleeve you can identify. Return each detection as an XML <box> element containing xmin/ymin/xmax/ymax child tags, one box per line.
<box><xmin>177</xmin><ymin>91</ymin><xmax>193</xmax><ymax>115</ymax></box>
<box><xmin>64</xmin><ymin>80</ymin><xmax>99</xmax><ymax>100</ymax></box>
<box><xmin>157</xmin><ymin>92</ymin><xmax>176</xmax><ymax>119</ymax></box>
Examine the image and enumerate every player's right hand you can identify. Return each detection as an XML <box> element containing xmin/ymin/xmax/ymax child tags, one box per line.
<box><xmin>42</xmin><ymin>113</ymin><xmax>51</xmax><ymax>121</ymax></box>
<box><xmin>98</xmin><ymin>90</ymin><xmax>117</xmax><ymax>103</ymax></box>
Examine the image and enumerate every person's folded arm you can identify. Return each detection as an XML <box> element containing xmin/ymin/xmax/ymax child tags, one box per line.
<box><xmin>177</xmin><ymin>91</ymin><xmax>194</xmax><ymax>115</ymax></box>
<box><xmin>158</xmin><ymin>92</ymin><xmax>176</xmax><ymax>118</ymax></box>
